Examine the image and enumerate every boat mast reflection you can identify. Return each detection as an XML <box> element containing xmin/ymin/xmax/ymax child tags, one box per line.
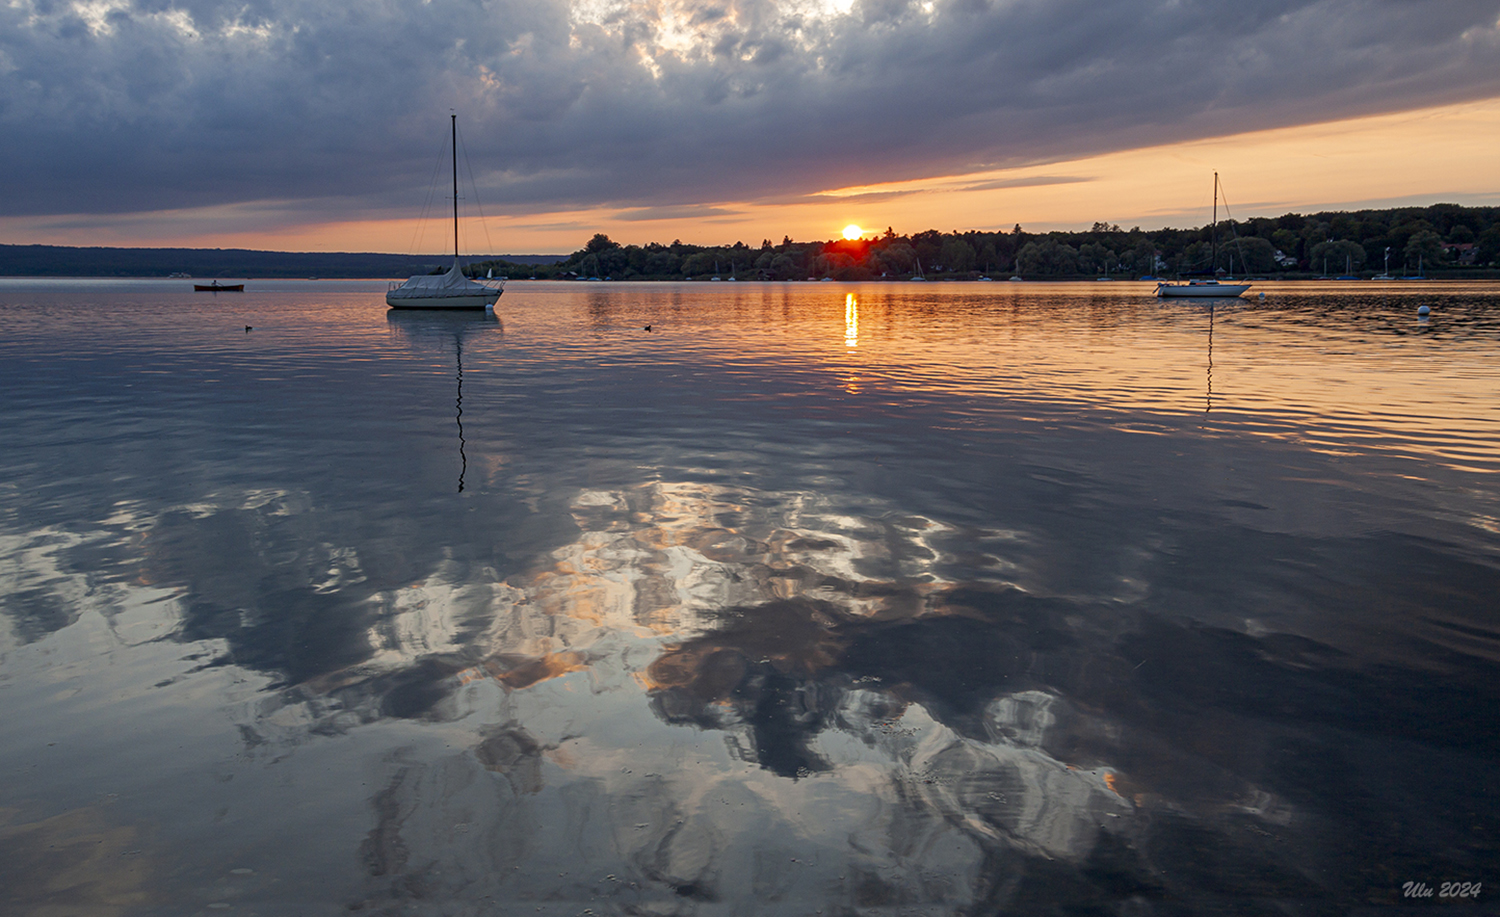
<box><xmin>455</xmin><ymin>335</ymin><xmax>467</xmax><ymax>491</ymax></box>
<box><xmin>386</xmin><ymin>310</ymin><xmax>500</xmax><ymax>492</ymax></box>
<box><xmin>1206</xmin><ymin>302</ymin><xmax>1214</xmax><ymax>413</ymax></box>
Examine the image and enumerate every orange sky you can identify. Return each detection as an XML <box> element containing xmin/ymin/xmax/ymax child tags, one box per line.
<box><xmin>4</xmin><ymin>97</ymin><xmax>1498</xmax><ymax>254</ymax></box>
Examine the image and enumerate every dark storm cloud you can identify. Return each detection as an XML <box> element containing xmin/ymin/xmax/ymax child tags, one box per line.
<box><xmin>2</xmin><ymin>0</ymin><xmax>1498</xmax><ymax>220</ymax></box>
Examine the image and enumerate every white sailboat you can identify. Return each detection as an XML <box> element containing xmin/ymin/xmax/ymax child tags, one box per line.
<box><xmin>387</xmin><ymin>115</ymin><xmax>503</xmax><ymax>310</ymax></box>
<box><xmin>1157</xmin><ymin>173</ymin><xmax>1251</xmax><ymax>299</ymax></box>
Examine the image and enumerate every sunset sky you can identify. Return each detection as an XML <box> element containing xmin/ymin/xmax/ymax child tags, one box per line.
<box><xmin>3</xmin><ymin>0</ymin><xmax>1499</xmax><ymax>254</ymax></box>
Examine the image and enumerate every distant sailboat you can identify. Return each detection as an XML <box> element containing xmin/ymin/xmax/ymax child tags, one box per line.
<box><xmin>1157</xmin><ymin>173</ymin><xmax>1251</xmax><ymax>299</ymax></box>
<box><xmin>386</xmin><ymin>115</ymin><xmax>503</xmax><ymax>310</ymax></box>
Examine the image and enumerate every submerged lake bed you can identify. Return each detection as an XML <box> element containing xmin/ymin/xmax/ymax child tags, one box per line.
<box><xmin>2</xmin><ymin>279</ymin><xmax>1498</xmax><ymax>915</ymax></box>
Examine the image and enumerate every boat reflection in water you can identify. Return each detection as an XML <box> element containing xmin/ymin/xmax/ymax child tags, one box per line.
<box><xmin>385</xmin><ymin>297</ymin><xmax>502</xmax><ymax>344</ymax></box>
<box><xmin>387</xmin><ymin>310</ymin><xmax>500</xmax><ymax>493</ymax></box>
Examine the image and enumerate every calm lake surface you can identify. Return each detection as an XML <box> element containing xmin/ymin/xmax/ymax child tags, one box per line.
<box><xmin>2</xmin><ymin>279</ymin><xmax>1498</xmax><ymax>915</ymax></box>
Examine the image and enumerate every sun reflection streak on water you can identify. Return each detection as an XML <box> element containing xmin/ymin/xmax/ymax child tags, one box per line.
<box><xmin>520</xmin><ymin>281</ymin><xmax>1500</xmax><ymax>476</ymax></box>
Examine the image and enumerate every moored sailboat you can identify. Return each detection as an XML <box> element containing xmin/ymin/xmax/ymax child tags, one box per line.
<box><xmin>387</xmin><ymin>115</ymin><xmax>503</xmax><ymax>310</ymax></box>
<box><xmin>1157</xmin><ymin>173</ymin><xmax>1250</xmax><ymax>299</ymax></box>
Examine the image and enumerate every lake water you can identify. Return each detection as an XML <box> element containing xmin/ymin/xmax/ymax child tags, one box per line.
<box><xmin>2</xmin><ymin>279</ymin><xmax>1498</xmax><ymax>915</ymax></box>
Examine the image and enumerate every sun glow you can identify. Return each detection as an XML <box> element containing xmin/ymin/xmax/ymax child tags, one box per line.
<box><xmin>842</xmin><ymin>224</ymin><xmax>863</xmax><ymax>240</ymax></box>
<box><xmin>7</xmin><ymin>98</ymin><xmax>1497</xmax><ymax>253</ymax></box>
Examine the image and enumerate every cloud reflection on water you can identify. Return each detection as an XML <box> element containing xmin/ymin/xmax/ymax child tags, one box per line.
<box><xmin>128</xmin><ymin>477</ymin><xmax>1303</xmax><ymax>909</ymax></box>
<box><xmin>4</xmin><ymin>285</ymin><xmax>1500</xmax><ymax>912</ymax></box>
<box><xmin>120</xmin><ymin>466</ymin><xmax>1496</xmax><ymax>912</ymax></box>
<box><xmin>5</xmin><ymin>440</ymin><xmax>1499</xmax><ymax>910</ymax></box>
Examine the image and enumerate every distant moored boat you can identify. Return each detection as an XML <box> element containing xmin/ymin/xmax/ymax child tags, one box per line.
<box><xmin>1156</xmin><ymin>279</ymin><xmax>1250</xmax><ymax>298</ymax></box>
<box><xmin>1156</xmin><ymin>173</ymin><xmax>1251</xmax><ymax>299</ymax></box>
<box><xmin>194</xmin><ymin>281</ymin><xmax>244</xmax><ymax>291</ymax></box>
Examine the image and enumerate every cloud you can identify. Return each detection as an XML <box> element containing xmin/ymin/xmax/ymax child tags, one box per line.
<box><xmin>614</xmin><ymin>204</ymin><xmax>744</xmax><ymax>221</ymax></box>
<box><xmin>508</xmin><ymin>220</ymin><xmax>600</xmax><ymax>233</ymax></box>
<box><xmin>782</xmin><ymin>173</ymin><xmax>1092</xmax><ymax>205</ymax></box>
<box><xmin>2</xmin><ymin>0</ymin><xmax>1499</xmax><ymax>226</ymax></box>
<box><xmin>956</xmin><ymin>175</ymin><xmax>1092</xmax><ymax>193</ymax></box>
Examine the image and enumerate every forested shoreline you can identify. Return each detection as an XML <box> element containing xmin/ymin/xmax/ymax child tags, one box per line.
<box><xmin>478</xmin><ymin>203</ymin><xmax>1500</xmax><ymax>281</ymax></box>
<box><xmin>4</xmin><ymin>203</ymin><xmax>1497</xmax><ymax>280</ymax></box>
<box><xmin>0</xmin><ymin>245</ymin><xmax>555</xmax><ymax>279</ymax></box>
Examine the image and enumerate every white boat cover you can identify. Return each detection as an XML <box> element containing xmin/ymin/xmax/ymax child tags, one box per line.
<box><xmin>390</xmin><ymin>260</ymin><xmax>497</xmax><ymax>299</ymax></box>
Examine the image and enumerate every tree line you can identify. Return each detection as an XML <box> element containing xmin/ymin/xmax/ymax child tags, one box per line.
<box><xmin>473</xmin><ymin>203</ymin><xmax>1500</xmax><ymax>281</ymax></box>
<box><xmin>0</xmin><ymin>244</ymin><xmax>562</xmax><ymax>279</ymax></box>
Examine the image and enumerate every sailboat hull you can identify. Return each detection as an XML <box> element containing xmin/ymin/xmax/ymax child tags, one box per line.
<box><xmin>385</xmin><ymin>290</ymin><xmax>500</xmax><ymax>309</ymax></box>
<box><xmin>1156</xmin><ymin>282</ymin><xmax>1250</xmax><ymax>298</ymax></box>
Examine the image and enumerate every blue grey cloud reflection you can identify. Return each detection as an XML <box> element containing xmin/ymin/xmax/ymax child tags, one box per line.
<box><xmin>3</xmin><ymin>0</ymin><xmax>1499</xmax><ymax>222</ymax></box>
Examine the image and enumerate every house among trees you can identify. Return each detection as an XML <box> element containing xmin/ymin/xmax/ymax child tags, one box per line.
<box><xmin>1442</xmin><ymin>242</ymin><xmax>1478</xmax><ymax>265</ymax></box>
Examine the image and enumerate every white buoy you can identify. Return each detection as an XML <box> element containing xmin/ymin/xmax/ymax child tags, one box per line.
<box><xmin>1418</xmin><ymin>305</ymin><xmax>1430</xmax><ymax>316</ymax></box>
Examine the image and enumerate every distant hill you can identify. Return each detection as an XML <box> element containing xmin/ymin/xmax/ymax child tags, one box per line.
<box><xmin>0</xmin><ymin>244</ymin><xmax>565</xmax><ymax>278</ymax></box>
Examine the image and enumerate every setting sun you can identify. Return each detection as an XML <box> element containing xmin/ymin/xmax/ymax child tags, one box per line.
<box><xmin>842</xmin><ymin>224</ymin><xmax>863</xmax><ymax>240</ymax></box>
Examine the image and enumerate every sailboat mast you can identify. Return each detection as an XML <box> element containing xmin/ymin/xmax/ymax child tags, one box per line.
<box><xmin>451</xmin><ymin>114</ymin><xmax>459</xmax><ymax>261</ymax></box>
<box><xmin>1206</xmin><ymin>170</ymin><xmax>1218</xmax><ymax>274</ymax></box>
